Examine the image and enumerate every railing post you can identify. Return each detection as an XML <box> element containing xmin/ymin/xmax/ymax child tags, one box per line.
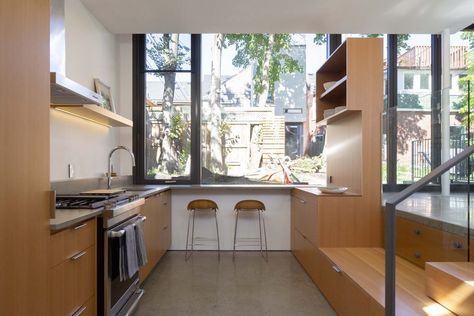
<box><xmin>385</xmin><ymin>202</ymin><xmax>396</xmax><ymax>316</ymax></box>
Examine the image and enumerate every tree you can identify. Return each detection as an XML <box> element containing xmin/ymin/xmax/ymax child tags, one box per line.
<box><xmin>208</xmin><ymin>33</ymin><xmax>225</xmax><ymax>172</ymax></box>
<box><xmin>225</xmin><ymin>34</ymin><xmax>302</xmax><ymax>107</ymax></box>
<box><xmin>457</xmin><ymin>31</ymin><xmax>474</xmax><ymax>131</ymax></box>
<box><xmin>366</xmin><ymin>34</ymin><xmax>410</xmax><ymax>52</ymax></box>
<box><xmin>146</xmin><ymin>34</ymin><xmax>190</xmax><ymax>174</ymax></box>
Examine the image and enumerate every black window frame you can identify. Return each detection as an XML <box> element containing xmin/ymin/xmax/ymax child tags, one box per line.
<box><xmin>132</xmin><ymin>32</ymin><xmax>472</xmax><ymax>191</ymax></box>
<box><xmin>133</xmin><ymin>34</ymin><xmax>201</xmax><ymax>185</ymax></box>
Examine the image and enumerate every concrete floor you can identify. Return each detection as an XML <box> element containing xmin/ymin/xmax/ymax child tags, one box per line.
<box><xmin>134</xmin><ymin>251</ymin><xmax>336</xmax><ymax>316</ymax></box>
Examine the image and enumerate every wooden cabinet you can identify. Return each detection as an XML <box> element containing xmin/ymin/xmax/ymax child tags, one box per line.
<box><xmin>0</xmin><ymin>1</ymin><xmax>50</xmax><ymax>314</ymax></box>
<box><xmin>139</xmin><ymin>190</ymin><xmax>172</xmax><ymax>283</ymax></box>
<box><xmin>396</xmin><ymin>216</ymin><xmax>469</xmax><ymax>267</ymax></box>
<box><xmin>50</xmin><ymin>218</ymin><xmax>96</xmax><ymax>316</ymax></box>
<box><xmin>291</xmin><ymin>38</ymin><xmax>384</xmax><ymax>316</ymax></box>
<box><xmin>291</xmin><ymin>190</ymin><xmax>318</xmax><ymax>247</ymax></box>
<box><xmin>315</xmin><ymin>249</ymin><xmax>383</xmax><ymax>316</ymax></box>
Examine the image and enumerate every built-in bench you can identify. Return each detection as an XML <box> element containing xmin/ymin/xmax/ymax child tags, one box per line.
<box><xmin>318</xmin><ymin>248</ymin><xmax>454</xmax><ymax>316</ymax></box>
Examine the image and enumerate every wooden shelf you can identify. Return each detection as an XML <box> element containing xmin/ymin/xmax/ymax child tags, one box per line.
<box><xmin>320</xmin><ymin>75</ymin><xmax>347</xmax><ymax>100</ymax></box>
<box><xmin>316</xmin><ymin>108</ymin><xmax>360</xmax><ymax>126</ymax></box>
<box><xmin>317</xmin><ymin>40</ymin><xmax>346</xmax><ymax>74</ymax></box>
<box><xmin>51</xmin><ymin>104</ymin><xmax>133</xmax><ymax>127</ymax></box>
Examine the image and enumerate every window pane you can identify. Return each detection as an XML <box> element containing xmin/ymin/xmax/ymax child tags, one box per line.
<box><xmin>448</xmin><ymin>31</ymin><xmax>472</xmax><ymax>184</ymax></box>
<box><xmin>397</xmin><ymin>34</ymin><xmax>431</xmax><ymax>184</ymax></box>
<box><xmin>201</xmin><ymin>33</ymin><xmax>327</xmax><ymax>185</ymax></box>
<box><xmin>420</xmin><ymin>74</ymin><xmax>430</xmax><ymax>89</ymax></box>
<box><xmin>144</xmin><ymin>72</ymin><xmax>191</xmax><ymax>180</ymax></box>
<box><xmin>403</xmin><ymin>73</ymin><xmax>414</xmax><ymax>89</ymax></box>
<box><xmin>145</xmin><ymin>34</ymin><xmax>191</xmax><ymax>71</ymax></box>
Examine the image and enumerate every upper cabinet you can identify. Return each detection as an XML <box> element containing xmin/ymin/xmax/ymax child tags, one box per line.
<box><xmin>316</xmin><ymin>38</ymin><xmax>383</xmax><ymax>195</ymax></box>
<box><xmin>50</xmin><ymin>72</ymin><xmax>133</xmax><ymax>128</ymax></box>
<box><xmin>315</xmin><ymin>39</ymin><xmax>383</xmax><ymax>126</ymax></box>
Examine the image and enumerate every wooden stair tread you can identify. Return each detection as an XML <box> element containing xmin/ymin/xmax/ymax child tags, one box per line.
<box><xmin>425</xmin><ymin>262</ymin><xmax>474</xmax><ymax>315</ymax></box>
<box><xmin>427</xmin><ymin>262</ymin><xmax>474</xmax><ymax>281</ymax></box>
<box><xmin>320</xmin><ymin>248</ymin><xmax>455</xmax><ymax>316</ymax></box>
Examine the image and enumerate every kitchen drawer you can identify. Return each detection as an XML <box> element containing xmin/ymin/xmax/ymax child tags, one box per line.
<box><xmin>396</xmin><ymin>217</ymin><xmax>468</xmax><ymax>267</ymax></box>
<box><xmin>50</xmin><ymin>217</ymin><xmax>96</xmax><ymax>267</ymax></box>
<box><xmin>316</xmin><ymin>249</ymin><xmax>383</xmax><ymax>316</ymax></box>
<box><xmin>50</xmin><ymin>245</ymin><xmax>96</xmax><ymax>316</ymax></box>
<box><xmin>291</xmin><ymin>194</ymin><xmax>318</xmax><ymax>247</ymax></box>
<box><xmin>71</xmin><ymin>295</ymin><xmax>96</xmax><ymax>316</ymax></box>
<box><xmin>292</xmin><ymin>229</ymin><xmax>319</xmax><ymax>284</ymax></box>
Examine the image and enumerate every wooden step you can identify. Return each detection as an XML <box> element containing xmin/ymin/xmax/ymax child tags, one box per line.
<box><xmin>426</xmin><ymin>262</ymin><xmax>474</xmax><ymax>316</ymax></box>
<box><xmin>320</xmin><ymin>248</ymin><xmax>455</xmax><ymax>316</ymax></box>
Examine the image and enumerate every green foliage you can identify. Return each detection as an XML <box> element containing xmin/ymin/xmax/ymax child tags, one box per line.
<box><xmin>366</xmin><ymin>34</ymin><xmax>410</xmax><ymax>52</ymax></box>
<box><xmin>456</xmin><ymin>31</ymin><xmax>474</xmax><ymax>128</ymax></box>
<box><xmin>168</xmin><ymin>112</ymin><xmax>191</xmax><ymax>169</ymax></box>
<box><xmin>458</xmin><ymin>52</ymin><xmax>474</xmax><ymax>128</ymax></box>
<box><xmin>313</xmin><ymin>34</ymin><xmax>326</xmax><ymax>45</ymax></box>
<box><xmin>291</xmin><ymin>156</ymin><xmax>324</xmax><ymax>173</ymax></box>
<box><xmin>146</xmin><ymin>34</ymin><xmax>190</xmax><ymax>70</ymax></box>
<box><xmin>225</xmin><ymin>34</ymin><xmax>303</xmax><ymax>99</ymax></box>
<box><xmin>461</xmin><ymin>31</ymin><xmax>474</xmax><ymax>50</ymax></box>
<box><xmin>397</xmin><ymin>93</ymin><xmax>423</xmax><ymax>109</ymax></box>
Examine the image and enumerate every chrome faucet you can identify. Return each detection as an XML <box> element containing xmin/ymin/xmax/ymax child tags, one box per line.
<box><xmin>108</xmin><ymin>146</ymin><xmax>135</xmax><ymax>189</ymax></box>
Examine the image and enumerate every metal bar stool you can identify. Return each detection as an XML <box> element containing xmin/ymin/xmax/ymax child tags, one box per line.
<box><xmin>185</xmin><ymin>199</ymin><xmax>220</xmax><ymax>261</ymax></box>
<box><xmin>233</xmin><ymin>200</ymin><xmax>268</xmax><ymax>261</ymax></box>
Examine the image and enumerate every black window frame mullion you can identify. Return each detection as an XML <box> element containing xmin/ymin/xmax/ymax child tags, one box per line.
<box><xmin>132</xmin><ymin>33</ymin><xmax>200</xmax><ymax>185</ymax></box>
<box><xmin>133</xmin><ymin>34</ymin><xmax>146</xmax><ymax>184</ymax></box>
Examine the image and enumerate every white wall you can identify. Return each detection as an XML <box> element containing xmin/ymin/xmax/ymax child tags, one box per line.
<box><xmin>50</xmin><ymin>0</ymin><xmax>133</xmax><ymax>181</ymax></box>
<box><xmin>117</xmin><ymin>34</ymin><xmax>134</xmax><ymax>176</ymax></box>
<box><xmin>171</xmin><ymin>189</ymin><xmax>291</xmax><ymax>251</ymax></box>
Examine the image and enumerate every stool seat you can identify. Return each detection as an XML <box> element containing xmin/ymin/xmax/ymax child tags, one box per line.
<box><xmin>188</xmin><ymin>199</ymin><xmax>218</xmax><ymax>210</ymax></box>
<box><xmin>185</xmin><ymin>199</ymin><xmax>220</xmax><ymax>261</ymax></box>
<box><xmin>233</xmin><ymin>199</ymin><xmax>268</xmax><ymax>261</ymax></box>
<box><xmin>234</xmin><ymin>200</ymin><xmax>265</xmax><ymax>211</ymax></box>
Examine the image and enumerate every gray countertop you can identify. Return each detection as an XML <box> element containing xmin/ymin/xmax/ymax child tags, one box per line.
<box><xmin>383</xmin><ymin>192</ymin><xmax>474</xmax><ymax>237</ymax></box>
<box><xmin>50</xmin><ymin>207</ymin><xmax>104</xmax><ymax>231</ymax></box>
<box><xmin>50</xmin><ymin>185</ymin><xmax>171</xmax><ymax>231</ymax></box>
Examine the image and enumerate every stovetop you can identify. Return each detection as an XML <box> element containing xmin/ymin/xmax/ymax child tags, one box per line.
<box><xmin>56</xmin><ymin>192</ymin><xmax>140</xmax><ymax>210</ymax></box>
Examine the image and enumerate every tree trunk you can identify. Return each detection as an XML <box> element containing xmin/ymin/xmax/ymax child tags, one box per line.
<box><xmin>258</xmin><ymin>34</ymin><xmax>274</xmax><ymax>107</ymax></box>
<box><xmin>209</xmin><ymin>33</ymin><xmax>225</xmax><ymax>173</ymax></box>
<box><xmin>158</xmin><ymin>33</ymin><xmax>179</xmax><ymax>173</ymax></box>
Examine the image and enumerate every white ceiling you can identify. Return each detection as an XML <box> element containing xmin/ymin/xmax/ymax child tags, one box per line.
<box><xmin>81</xmin><ymin>0</ymin><xmax>474</xmax><ymax>34</ymax></box>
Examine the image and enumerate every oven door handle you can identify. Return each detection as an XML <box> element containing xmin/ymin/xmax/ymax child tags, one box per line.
<box><xmin>108</xmin><ymin>215</ymin><xmax>147</xmax><ymax>238</ymax></box>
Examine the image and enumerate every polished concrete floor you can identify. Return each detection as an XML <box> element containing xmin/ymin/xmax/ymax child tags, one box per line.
<box><xmin>135</xmin><ymin>251</ymin><xmax>336</xmax><ymax>316</ymax></box>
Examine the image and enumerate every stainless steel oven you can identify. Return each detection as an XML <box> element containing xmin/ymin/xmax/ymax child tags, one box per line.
<box><xmin>98</xmin><ymin>199</ymin><xmax>145</xmax><ymax>316</ymax></box>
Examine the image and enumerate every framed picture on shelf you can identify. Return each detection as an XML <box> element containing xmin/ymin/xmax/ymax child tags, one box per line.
<box><xmin>94</xmin><ymin>78</ymin><xmax>115</xmax><ymax>112</ymax></box>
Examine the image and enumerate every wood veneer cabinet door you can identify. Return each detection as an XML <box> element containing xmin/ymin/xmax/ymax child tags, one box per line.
<box><xmin>291</xmin><ymin>192</ymin><xmax>318</xmax><ymax>247</ymax></box>
<box><xmin>316</xmin><ymin>249</ymin><xmax>383</xmax><ymax>316</ymax></box>
<box><xmin>396</xmin><ymin>217</ymin><xmax>469</xmax><ymax>267</ymax></box>
<box><xmin>50</xmin><ymin>246</ymin><xmax>95</xmax><ymax>316</ymax></box>
<box><xmin>0</xmin><ymin>0</ymin><xmax>50</xmax><ymax>314</ymax></box>
<box><xmin>158</xmin><ymin>191</ymin><xmax>172</xmax><ymax>258</ymax></box>
<box><xmin>139</xmin><ymin>193</ymin><xmax>161</xmax><ymax>282</ymax></box>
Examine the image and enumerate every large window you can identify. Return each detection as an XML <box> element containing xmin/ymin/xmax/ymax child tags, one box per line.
<box><xmin>200</xmin><ymin>33</ymin><xmax>327</xmax><ymax>184</ymax></box>
<box><xmin>134</xmin><ymin>33</ymin><xmax>327</xmax><ymax>184</ymax></box>
<box><xmin>134</xmin><ymin>34</ymin><xmax>198</xmax><ymax>184</ymax></box>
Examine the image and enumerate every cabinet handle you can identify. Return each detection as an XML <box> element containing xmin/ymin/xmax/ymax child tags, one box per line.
<box><xmin>299</xmin><ymin>199</ymin><xmax>306</xmax><ymax>204</ymax></box>
<box><xmin>453</xmin><ymin>241</ymin><xmax>463</xmax><ymax>249</ymax></box>
<box><xmin>70</xmin><ymin>250</ymin><xmax>87</xmax><ymax>261</ymax></box>
<box><xmin>73</xmin><ymin>223</ymin><xmax>87</xmax><ymax>230</ymax></box>
<box><xmin>72</xmin><ymin>305</ymin><xmax>87</xmax><ymax>316</ymax></box>
<box><xmin>332</xmin><ymin>265</ymin><xmax>342</xmax><ymax>273</ymax></box>
<box><xmin>163</xmin><ymin>202</ymin><xmax>168</xmax><ymax>205</ymax></box>
<box><xmin>414</xmin><ymin>229</ymin><xmax>421</xmax><ymax>236</ymax></box>
<box><xmin>163</xmin><ymin>225</ymin><xmax>168</xmax><ymax>230</ymax></box>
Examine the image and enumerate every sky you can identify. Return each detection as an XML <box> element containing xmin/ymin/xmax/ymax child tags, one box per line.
<box><xmin>147</xmin><ymin>32</ymin><xmax>470</xmax><ymax>81</ymax></box>
<box><xmin>201</xmin><ymin>33</ymin><xmax>470</xmax><ymax>77</ymax></box>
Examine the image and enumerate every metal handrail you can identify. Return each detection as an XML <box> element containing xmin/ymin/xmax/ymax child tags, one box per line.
<box><xmin>384</xmin><ymin>144</ymin><xmax>474</xmax><ymax>316</ymax></box>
